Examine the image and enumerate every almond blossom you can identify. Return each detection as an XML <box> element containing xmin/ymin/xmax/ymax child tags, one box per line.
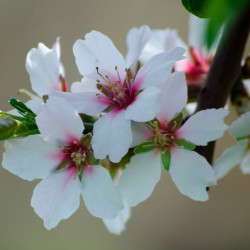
<box><xmin>137</xmin><ymin>15</ymin><xmax>216</xmax><ymax>86</ymax></box>
<box><xmin>53</xmin><ymin>29</ymin><xmax>185</xmax><ymax>162</ymax></box>
<box><xmin>118</xmin><ymin>71</ymin><xmax>228</xmax><ymax>207</ymax></box>
<box><xmin>10</xmin><ymin>38</ymin><xmax>67</xmax><ymax>115</ymax></box>
<box><xmin>214</xmin><ymin>112</ymin><xmax>250</xmax><ymax>179</ymax></box>
<box><xmin>2</xmin><ymin>97</ymin><xmax>123</xmax><ymax>230</ymax></box>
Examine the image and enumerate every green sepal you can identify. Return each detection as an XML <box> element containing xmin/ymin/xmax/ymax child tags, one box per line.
<box><xmin>168</xmin><ymin>112</ymin><xmax>183</xmax><ymax>130</ymax></box>
<box><xmin>181</xmin><ymin>0</ymin><xmax>209</xmax><ymax>18</ymax></box>
<box><xmin>176</xmin><ymin>138</ymin><xmax>196</xmax><ymax>150</ymax></box>
<box><xmin>87</xmin><ymin>152</ymin><xmax>100</xmax><ymax>165</ymax></box>
<box><xmin>80</xmin><ymin>133</ymin><xmax>92</xmax><ymax>149</ymax></box>
<box><xmin>101</xmin><ymin>148</ymin><xmax>135</xmax><ymax>180</ymax></box>
<box><xmin>78</xmin><ymin>167</ymin><xmax>84</xmax><ymax>182</ymax></box>
<box><xmin>161</xmin><ymin>149</ymin><xmax>171</xmax><ymax>171</ymax></box>
<box><xmin>236</xmin><ymin>135</ymin><xmax>250</xmax><ymax>141</ymax></box>
<box><xmin>134</xmin><ymin>141</ymin><xmax>155</xmax><ymax>154</ymax></box>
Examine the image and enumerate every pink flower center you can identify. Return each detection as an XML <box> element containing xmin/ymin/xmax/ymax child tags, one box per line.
<box><xmin>184</xmin><ymin>47</ymin><xmax>213</xmax><ymax>84</ymax></box>
<box><xmin>57</xmin><ymin>139</ymin><xmax>92</xmax><ymax>176</ymax></box>
<box><xmin>95</xmin><ymin>67</ymin><xmax>139</xmax><ymax>110</ymax></box>
<box><xmin>144</xmin><ymin>120</ymin><xmax>178</xmax><ymax>150</ymax></box>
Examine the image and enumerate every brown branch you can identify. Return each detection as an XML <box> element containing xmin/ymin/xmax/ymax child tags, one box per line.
<box><xmin>195</xmin><ymin>6</ymin><xmax>250</xmax><ymax>164</ymax></box>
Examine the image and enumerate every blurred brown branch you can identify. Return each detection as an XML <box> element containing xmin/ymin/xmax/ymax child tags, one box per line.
<box><xmin>195</xmin><ymin>5</ymin><xmax>250</xmax><ymax>164</ymax></box>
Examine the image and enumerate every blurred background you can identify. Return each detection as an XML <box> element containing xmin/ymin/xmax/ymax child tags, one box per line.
<box><xmin>0</xmin><ymin>0</ymin><xmax>250</xmax><ymax>249</ymax></box>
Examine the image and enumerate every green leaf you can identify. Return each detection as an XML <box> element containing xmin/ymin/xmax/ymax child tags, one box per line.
<box><xmin>205</xmin><ymin>0</ymin><xmax>249</xmax><ymax>48</ymax></box>
<box><xmin>181</xmin><ymin>0</ymin><xmax>209</xmax><ymax>18</ymax></box>
<box><xmin>9</xmin><ymin>98</ymin><xmax>36</xmax><ymax>119</ymax></box>
<box><xmin>161</xmin><ymin>149</ymin><xmax>171</xmax><ymax>171</ymax></box>
<box><xmin>175</xmin><ymin>138</ymin><xmax>196</xmax><ymax>150</ymax></box>
<box><xmin>0</xmin><ymin>115</ymin><xmax>19</xmax><ymax>140</ymax></box>
<box><xmin>134</xmin><ymin>141</ymin><xmax>155</xmax><ymax>154</ymax></box>
<box><xmin>0</xmin><ymin>114</ymin><xmax>39</xmax><ymax>140</ymax></box>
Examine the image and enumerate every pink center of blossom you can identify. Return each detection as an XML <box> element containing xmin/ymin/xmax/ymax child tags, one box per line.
<box><xmin>95</xmin><ymin>67</ymin><xmax>139</xmax><ymax>110</ymax></box>
<box><xmin>57</xmin><ymin>139</ymin><xmax>92</xmax><ymax>176</ymax></box>
<box><xmin>144</xmin><ymin>120</ymin><xmax>178</xmax><ymax>150</ymax></box>
<box><xmin>184</xmin><ymin>47</ymin><xmax>213</xmax><ymax>84</ymax></box>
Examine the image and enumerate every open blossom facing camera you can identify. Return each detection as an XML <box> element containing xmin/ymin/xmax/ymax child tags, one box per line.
<box><xmin>3</xmin><ymin>97</ymin><xmax>123</xmax><ymax>229</ymax></box>
<box><xmin>118</xmin><ymin>72</ymin><xmax>228</xmax><ymax>206</ymax></box>
<box><xmin>53</xmin><ymin>28</ymin><xmax>185</xmax><ymax>162</ymax></box>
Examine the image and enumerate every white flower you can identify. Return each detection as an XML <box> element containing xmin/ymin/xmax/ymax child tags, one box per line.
<box><xmin>53</xmin><ymin>29</ymin><xmax>185</xmax><ymax>163</ymax></box>
<box><xmin>2</xmin><ymin>97</ymin><xmax>123</xmax><ymax>230</ymax></box>
<box><xmin>118</xmin><ymin>71</ymin><xmax>228</xmax><ymax>206</ymax></box>
<box><xmin>9</xmin><ymin>38</ymin><xmax>66</xmax><ymax>116</ymax></box>
<box><xmin>214</xmin><ymin>112</ymin><xmax>250</xmax><ymax>179</ymax></box>
<box><xmin>137</xmin><ymin>15</ymin><xmax>218</xmax><ymax>86</ymax></box>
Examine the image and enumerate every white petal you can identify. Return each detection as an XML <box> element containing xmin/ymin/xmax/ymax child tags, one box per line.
<box><xmin>169</xmin><ymin>149</ymin><xmax>216</xmax><ymax>201</ymax></box>
<box><xmin>2</xmin><ymin>135</ymin><xmax>60</xmax><ymax>181</ymax></box>
<box><xmin>31</xmin><ymin>167</ymin><xmax>81</xmax><ymax>230</ymax></box>
<box><xmin>178</xmin><ymin>108</ymin><xmax>228</xmax><ymax>146</ymax></box>
<box><xmin>50</xmin><ymin>91</ymin><xmax>106</xmax><ymax>116</ymax></box>
<box><xmin>214</xmin><ymin>140</ymin><xmax>249</xmax><ymax>179</ymax></box>
<box><xmin>26</xmin><ymin>43</ymin><xmax>60</xmax><ymax>96</ymax></box>
<box><xmin>92</xmin><ymin>111</ymin><xmax>132</xmax><ymax>163</ymax></box>
<box><xmin>82</xmin><ymin>165</ymin><xmax>123</xmax><ymax>219</ymax></box>
<box><xmin>73</xmin><ymin>31</ymin><xmax>126</xmax><ymax>79</ymax></box>
<box><xmin>52</xmin><ymin>37</ymin><xmax>61</xmax><ymax>59</ymax></box>
<box><xmin>135</xmin><ymin>47</ymin><xmax>185</xmax><ymax>89</ymax></box>
<box><xmin>184</xmin><ymin>102</ymin><xmax>197</xmax><ymax>115</ymax></box>
<box><xmin>156</xmin><ymin>71</ymin><xmax>187</xmax><ymax>123</ymax></box>
<box><xmin>229</xmin><ymin>112</ymin><xmax>250</xmax><ymax>139</ymax></box>
<box><xmin>139</xmin><ymin>29</ymin><xmax>187</xmax><ymax>64</ymax></box>
<box><xmin>125</xmin><ymin>86</ymin><xmax>161</xmax><ymax>122</ymax></box>
<box><xmin>36</xmin><ymin>97</ymin><xmax>84</xmax><ymax>146</ymax></box>
<box><xmin>131</xmin><ymin>122</ymin><xmax>151</xmax><ymax>147</ymax></box>
<box><xmin>103</xmin><ymin>200</ymin><xmax>131</xmax><ymax>235</ymax></box>
<box><xmin>118</xmin><ymin>151</ymin><xmax>161</xmax><ymax>207</ymax></box>
<box><xmin>52</xmin><ymin>37</ymin><xmax>65</xmax><ymax>77</ymax></box>
<box><xmin>71</xmin><ymin>77</ymin><xmax>99</xmax><ymax>93</ymax></box>
<box><xmin>126</xmin><ymin>25</ymin><xmax>151</xmax><ymax>71</ymax></box>
<box><xmin>240</xmin><ymin>152</ymin><xmax>250</xmax><ymax>174</ymax></box>
<box><xmin>188</xmin><ymin>14</ymin><xmax>207</xmax><ymax>51</ymax></box>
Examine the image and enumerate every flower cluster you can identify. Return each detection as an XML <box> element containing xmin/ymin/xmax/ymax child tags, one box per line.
<box><xmin>2</xmin><ymin>15</ymin><xmax>248</xmax><ymax>235</ymax></box>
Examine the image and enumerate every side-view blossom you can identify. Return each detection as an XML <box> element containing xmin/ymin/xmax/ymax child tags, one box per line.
<box><xmin>53</xmin><ymin>29</ymin><xmax>185</xmax><ymax>163</ymax></box>
<box><xmin>214</xmin><ymin>112</ymin><xmax>250</xmax><ymax>179</ymax></box>
<box><xmin>136</xmin><ymin>15</ymin><xmax>219</xmax><ymax>88</ymax></box>
<box><xmin>118</xmin><ymin>71</ymin><xmax>228</xmax><ymax>207</ymax></box>
<box><xmin>2</xmin><ymin>97</ymin><xmax>123</xmax><ymax>230</ymax></box>
<box><xmin>9</xmin><ymin>38</ymin><xmax>67</xmax><ymax>115</ymax></box>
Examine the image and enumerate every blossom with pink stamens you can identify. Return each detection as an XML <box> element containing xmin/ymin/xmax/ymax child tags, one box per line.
<box><xmin>53</xmin><ymin>29</ymin><xmax>185</xmax><ymax>162</ymax></box>
<box><xmin>118</xmin><ymin>71</ymin><xmax>228</xmax><ymax>206</ymax></box>
<box><xmin>2</xmin><ymin>97</ymin><xmax>123</xmax><ymax>230</ymax></box>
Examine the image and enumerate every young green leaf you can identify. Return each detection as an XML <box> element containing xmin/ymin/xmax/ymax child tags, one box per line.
<box><xmin>181</xmin><ymin>0</ymin><xmax>209</xmax><ymax>18</ymax></box>
<box><xmin>0</xmin><ymin>115</ymin><xmax>19</xmax><ymax>140</ymax></box>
